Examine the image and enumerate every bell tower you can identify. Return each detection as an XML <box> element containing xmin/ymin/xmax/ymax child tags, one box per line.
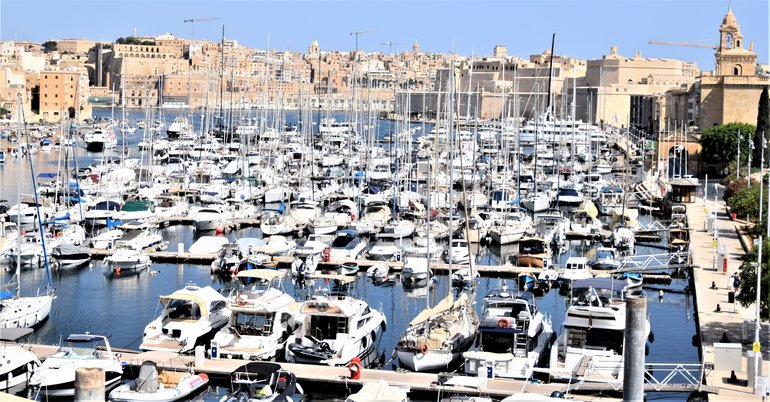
<box><xmin>715</xmin><ymin>4</ymin><xmax>756</xmax><ymax>76</ymax></box>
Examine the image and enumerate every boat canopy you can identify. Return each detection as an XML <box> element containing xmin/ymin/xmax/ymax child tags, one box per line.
<box><xmin>572</xmin><ymin>277</ymin><xmax>626</xmax><ymax>291</ymax></box>
<box><xmin>160</xmin><ymin>286</ymin><xmax>224</xmax><ymax>317</ymax></box>
<box><xmin>310</xmin><ymin>273</ymin><xmax>356</xmax><ymax>284</ymax></box>
<box><xmin>236</xmin><ymin>269</ymin><xmax>283</xmax><ymax>281</ymax></box>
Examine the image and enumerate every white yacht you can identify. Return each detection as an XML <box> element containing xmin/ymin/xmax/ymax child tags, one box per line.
<box><xmin>596</xmin><ymin>185</ymin><xmax>625</xmax><ymax>216</ymax></box>
<box><xmin>286</xmin><ymin>274</ymin><xmax>386</xmax><ymax>367</ymax></box>
<box><xmin>401</xmin><ymin>257</ymin><xmax>431</xmax><ymax>288</ymax></box>
<box><xmin>84</xmin><ymin>128</ymin><xmax>117</xmax><ymax>152</ymax></box>
<box><xmin>464</xmin><ymin>287</ymin><xmax>554</xmax><ymax>379</ymax></box>
<box><xmin>191</xmin><ymin>205</ymin><xmax>231</xmax><ymax>233</ymax></box>
<box><xmin>367</xmin><ymin>237</ymin><xmax>403</xmax><ymax>261</ymax></box>
<box><xmin>30</xmin><ymin>333</ymin><xmax>123</xmax><ymax>397</ymax></box>
<box><xmin>557</xmin><ymin>257</ymin><xmax>593</xmax><ymax>291</ymax></box>
<box><xmin>444</xmin><ymin>238</ymin><xmax>471</xmax><ymax>265</ymax></box>
<box><xmin>547</xmin><ymin>278</ymin><xmax>648</xmax><ymax>383</ymax></box>
<box><xmin>327</xmin><ymin>230</ymin><xmax>367</xmax><ymax>260</ymax></box>
<box><xmin>213</xmin><ymin>270</ymin><xmax>301</xmax><ymax>361</ymax></box>
<box><xmin>0</xmin><ymin>328</ymin><xmax>39</xmax><ymax>393</ymax></box>
<box><xmin>589</xmin><ymin>247</ymin><xmax>622</xmax><ymax>271</ymax></box>
<box><xmin>84</xmin><ymin>199</ymin><xmax>122</xmax><ymax>227</ymax></box>
<box><xmin>140</xmin><ymin>285</ymin><xmax>230</xmax><ymax>354</ymax></box>
<box><xmin>488</xmin><ymin>212</ymin><xmax>532</xmax><ymax>245</ymax></box>
<box><xmin>104</xmin><ymin>246</ymin><xmax>151</xmax><ymax>276</ymax></box>
<box><xmin>379</xmin><ymin>220</ymin><xmax>415</xmax><ymax>239</ymax></box>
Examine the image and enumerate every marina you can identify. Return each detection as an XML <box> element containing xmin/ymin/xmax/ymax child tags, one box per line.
<box><xmin>1</xmin><ymin>2</ymin><xmax>769</xmax><ymax>401</ymax></box>
<box><xmin>0</xmin><ymin>108</ymin><xmax>730</xmax><ymax>402</ymax></box>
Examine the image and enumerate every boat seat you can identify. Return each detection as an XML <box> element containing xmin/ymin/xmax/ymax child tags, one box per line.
<box><xmin>157</xmin><ymin>370</ymin><xmax>186</xmax><ymax>387</ymax></box>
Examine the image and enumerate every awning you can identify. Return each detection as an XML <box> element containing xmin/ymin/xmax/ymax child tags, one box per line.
<box><xmin>160</xmin><ymin>292</ymin><xmax>210</xmax><ymax>316</ymax></box>
<box><xmin>309</xmin><ymin>273</ymin><xmax>357</xmax><ymax>284</ymax></box>
<box><xmin>236</xmin><ymin>269</ymin><xmax>283</xmax><ymax>281</ymax></box>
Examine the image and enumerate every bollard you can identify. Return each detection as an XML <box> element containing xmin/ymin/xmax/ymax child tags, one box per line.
<box><xmin>74</xmin><ymin>367</ymin><xmax>105</xmax><ymax>402</ymax></box>
<box><xmin>623</xmin><ymin>296</ymin><xmax>647</xmax><ymax>402</ymax></box>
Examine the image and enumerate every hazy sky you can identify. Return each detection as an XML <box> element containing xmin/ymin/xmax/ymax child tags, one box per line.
<box><xmin>1</xmin><ymin>0</ymin><xmax>767</xmax><ymax>71</ymax></box>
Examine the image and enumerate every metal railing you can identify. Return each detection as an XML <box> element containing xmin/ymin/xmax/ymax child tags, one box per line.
<box><xmin>612</xmin><ymin>251</ymin><xmax>692</xmax><ymax>272</ymax></box>
<box><xmin>643</xmin><ymin>362</ymin><xmax>708</xmax><ymax>391</ymax></box>
<box><xmin>567</xmin><ymin>359</ymin><xmax>709</xmax><ymax>393</ymax></box>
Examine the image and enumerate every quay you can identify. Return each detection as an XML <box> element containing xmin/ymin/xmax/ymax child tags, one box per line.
<box><xmin>22</xmin><ymin>343</ymin><xmax>714</xmax><ymax>400</ymax></box>
<box><xmin>686</xmin><ymin>189</ymin><xmax>770</xmax><ymax>400</ymax></box>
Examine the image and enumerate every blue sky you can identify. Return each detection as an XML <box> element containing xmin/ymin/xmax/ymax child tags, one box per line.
<box><xmin>1</xmin><ymin>0</ymin><xmax>767</xmax><ymax>71</ymax></box>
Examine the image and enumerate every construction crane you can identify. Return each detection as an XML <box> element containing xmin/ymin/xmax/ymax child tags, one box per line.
<box><xmin>349</xmin><ymin>31</ymin><xmax>372</xmax><ymax>51</ymax></box>
<box><xmin>648</xmin><ymin>40</ymin><xmax>717</xmax><ymax>49</ymax></box>
<box><xmin>183</xmin><ymin>17</ymin><xmax>222</xmax><ymax>40</ymax></box>
<box><xmin>381</xmin><ymin>41</ymin><xmax>400</xmax><ymax>54</ymax></box>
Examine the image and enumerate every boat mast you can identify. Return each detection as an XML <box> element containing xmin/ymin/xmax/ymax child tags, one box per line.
<box><xmin>15</xmin><ymin>95</ymin><xmax>22</xmax><ymax>296</ymax></box>
<box><xmin>19</xmin><ymin>93</ymin><xmax>53</xmax><ymax>289</ymax></box>
<box><xmin>447</xmin><ymin>60</ymin><xmax>456</xmax><ymax>296</ymax></box>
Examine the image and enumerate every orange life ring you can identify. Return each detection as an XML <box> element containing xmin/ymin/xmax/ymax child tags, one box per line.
<box><xmin>419</xmin><ymin>343</ymin><xmax>429</xmax><ymax>354</ymax></box>
<box><xmin>497</xmin><ymin>318</ymin><xmax>509</xmax><ymax>329</ymax></box>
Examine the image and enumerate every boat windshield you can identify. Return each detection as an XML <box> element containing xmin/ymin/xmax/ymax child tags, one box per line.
<box><xmin>597</xmin><ymin>249</ymin><xmax>615</xmax><ymax>260</ymax></box>
<box><xmin>234</xmin><ymin>312</ymin><xmax>274</xmax><ymax>336</ymax></box>
<box><xmin>53</xmin><ymin>346</ymin><xmax>100</xmax><ymax>359</ymax></box>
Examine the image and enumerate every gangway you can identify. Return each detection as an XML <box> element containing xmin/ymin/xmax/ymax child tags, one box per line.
<box><xmin>610</xmin><ymin>251</ymin><xmax>692</xmax><ymax>273</ymax></box>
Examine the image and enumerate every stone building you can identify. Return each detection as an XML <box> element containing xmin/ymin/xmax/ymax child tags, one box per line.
<box><xmin>698</xmin><ymin>6</ymin><xmax>769</xmax><ymax>129</ymax></box>
<box><xmin>38</xmin><ymin>69</ymin><xmax>91</xmax><ymax>121</ymax></box>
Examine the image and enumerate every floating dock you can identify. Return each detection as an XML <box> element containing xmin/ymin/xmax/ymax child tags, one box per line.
<box><xmin>23</xmin><ymin>344</ymin><xmax>714</xmax><ymax>400</ymax></box>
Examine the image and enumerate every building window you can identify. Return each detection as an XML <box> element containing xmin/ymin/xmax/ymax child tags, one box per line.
<box><xmin>733</xmin><ymin>65</ymin><xmax>742</xmax><ymax>76</ymax></box>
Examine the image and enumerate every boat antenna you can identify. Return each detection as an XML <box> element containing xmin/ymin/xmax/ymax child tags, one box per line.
<box><xmin>19</xmin><ymin>93</ymin><xmax>54</xmax><ymax>289</ymax></box>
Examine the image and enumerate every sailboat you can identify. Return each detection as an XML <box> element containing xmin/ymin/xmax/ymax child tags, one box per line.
<box><xmin>396</xmin><ymin>68</ymin><xmax>478</xmax><ymax>372</ymax></box>
<box><xmin>395</xmin><ymin>293</ymin><xmax>478</xmax><ymax>372</ymax></box>
<box><xmin>0</xmin><ymin>98</ymin><xmax>56</xmax><ymax>329</ymax></box>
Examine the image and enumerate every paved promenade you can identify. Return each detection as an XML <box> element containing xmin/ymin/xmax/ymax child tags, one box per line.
<box><xmin>688</xmin><ymin>192</ymin><xmax>769</xmax><ymax>400</ymax></box>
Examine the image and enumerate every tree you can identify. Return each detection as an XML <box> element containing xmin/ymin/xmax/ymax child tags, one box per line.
<box><xmin>737</xmin><ymin>237</ymin><xmax>770</xmax><ymax>320</ymax></box>
<box><xmin>0</xmin><ymin>106</ymin><xmax>10</xmax><ymax>119</ymax></box>
<box><xmin>41</xmin><ymin>41</ymin><xmax>57</xmax><ymax>53</ymax></box>
<box><xmin>755</xmin><ymin>86</ymin><xmax>770</xmax><ymax>166</ymax></box>
<box><xmin>699</xmin><ymin>122</ymin><xmax>756</xmax><ymax>166</ymax></box>
<box><xmin>727</xmin><ymin>182</ymin><xmax>767</xmax><ymax>221</ymax></box>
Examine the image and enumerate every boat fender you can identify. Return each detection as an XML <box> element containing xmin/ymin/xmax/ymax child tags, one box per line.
<box><xmin>322</xmin><ymin>248</ymin><xmax>331</xmax><ymax>263</ymax></box>
<box><xmin>497</xmin><ymin>318</ymin><xmax>510</xmax><ymax>329</ymax></box>
<box><xmin>419</xmin><ymin>343</ymin><xmax>429</xmax><ymax>354</ymax></box>
<box><xmin>348</xmin><ymin>357</ymin><xmax>362</xmax><ymax>380</ymax></box>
